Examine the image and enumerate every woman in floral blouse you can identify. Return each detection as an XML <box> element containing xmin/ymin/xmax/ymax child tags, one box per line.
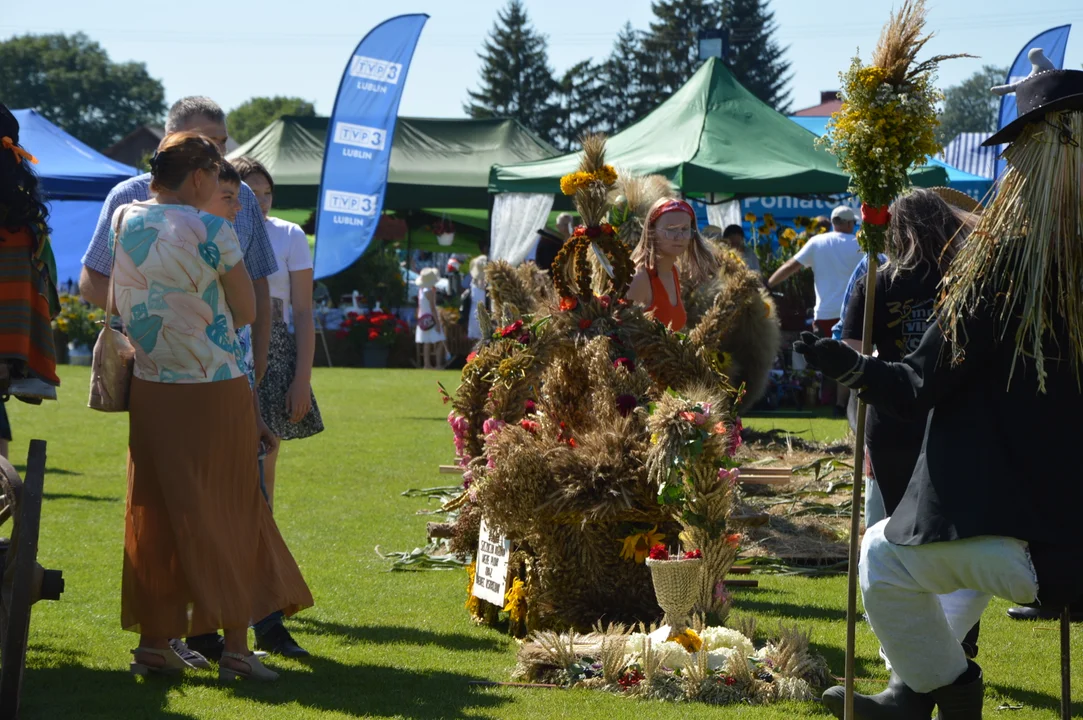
<box><xmin>113</xmin><ymin>132</ymin><xmax>311</xmax><ymax>681</ymax></box>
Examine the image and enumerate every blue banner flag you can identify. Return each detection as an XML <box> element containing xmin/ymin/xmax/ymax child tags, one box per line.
<box><xmin>994</xmin><ymin>24</ymin><xmax>1070</xmax><ymax>178</ymax></box>
<box><xmin>313</xmin><ymin>14</ymin><xmax>428</xmax><ymax>279</ymax></box>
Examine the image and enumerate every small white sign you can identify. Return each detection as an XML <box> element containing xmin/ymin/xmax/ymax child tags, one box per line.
<box><xmin>323</xmin><ymin>190</ymin><xmax>378</xmax><ymax>216</ymax></box>
<box><xmin>333</xmin><ymin>122</ymin><xmax>387</xmax><ymax>151</ymax></box>
<box><xmin>350</xmin><ymin>55</ymin><xmax>403</xmax><ymax>84</ymax></box>
<box><xmin>472</xmin><ymin>519</ymin><xmax>511</xmax><ymax>606</ymax></box>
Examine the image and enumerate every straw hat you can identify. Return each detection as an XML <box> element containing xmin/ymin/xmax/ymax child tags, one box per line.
<box><xmin>416</xmin><ymin>267</ymin><xmax>441</xmax><ymax>288</ymax></box>
<box><xmin>929</xmin><ymin>186</ymin><xmax>984</xmax><ymax>214</ymax></box>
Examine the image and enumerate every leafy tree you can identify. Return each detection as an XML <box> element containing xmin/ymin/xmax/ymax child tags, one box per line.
<box><xmin>724</xmin><ymin>0</ymin><xmax>792</xmax><ymax>111</ymax></box>
<box><xmin>227</xmin><ymin>96</ymin><xmax>316</xmax><ymax>145</ymax></box>
<box><xmin>554</xmin><ymin>60</ymin><xmax>603</xmax><ymax>151</ymax></box>
<box><xmin>600</xmin><ymin>22</ymin><xmax>649</xmax><ymax>134</ymax></box>
<box><xmin>464</xmin><ymin>0</ymin><xmax>558</xmax><ymax>144</ymax></box>
<box><xmin>0</xmin><ymin>33</ymin><xmax>165</xmax><ymax>151</ymax></box>
<box><xmin>937</xmin><ymin>65</ymin><xmax>1007</xmax><ymax>145</ymax></box>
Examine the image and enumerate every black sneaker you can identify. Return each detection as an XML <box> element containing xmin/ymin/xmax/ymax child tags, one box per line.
<box><xmin>254</xmin><ymin>622</ymin><xmax>310</xmax><ymax>658</ymax></box>
<box><xmin>184</xmin><ymin>633</ymin><xmax>224</xmax><ymax>663</ymax></box>
<box><xmin>169</xmin><ymin>638</ymin><xmax>212</xmax><ymax>670</ymax></box>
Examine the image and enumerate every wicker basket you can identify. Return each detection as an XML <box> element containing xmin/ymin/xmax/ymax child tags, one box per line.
<box><xmin>646</xmin><ymin>557</ymin><xmax>703</xmax><ymax>636</ymax></box>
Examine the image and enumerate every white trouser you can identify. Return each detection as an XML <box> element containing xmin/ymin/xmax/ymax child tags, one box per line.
<box><xmin>863</xmin><ymin>487</ymin><xmax>990</xmax><ymax>668</ymax></box>
<box><xmin>860</xmin><ymin>520</ymin><xmax>1039</xmax><ymax>693</ymax></box>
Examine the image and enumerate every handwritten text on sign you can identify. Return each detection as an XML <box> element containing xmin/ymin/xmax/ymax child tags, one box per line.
<box><xmin>472</xmin><ymin>519</ymin><xmax>510</xmax><ymax>606</ymax></box>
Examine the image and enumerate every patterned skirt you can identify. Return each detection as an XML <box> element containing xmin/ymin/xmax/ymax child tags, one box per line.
<box><xmin>258</xmin><ymin>320</ymin><xmax>324</xmax><ymax>441</ymax></box>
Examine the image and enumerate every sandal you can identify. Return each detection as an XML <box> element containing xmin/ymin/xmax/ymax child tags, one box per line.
<box><xmin>130</xmin><ymin>646</ymin><xmax>191</xmax><ymax>676</ymax></box>
<box><xmin>218</xmin><ymin>651</ymin><xmax>278</xmax><ymax>682</ymax></box>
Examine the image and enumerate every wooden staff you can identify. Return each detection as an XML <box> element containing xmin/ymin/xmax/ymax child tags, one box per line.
<box><xmin>845</xmin><ymin>251</ymin><xmax>879</xmax><ymax>720</ymax></box>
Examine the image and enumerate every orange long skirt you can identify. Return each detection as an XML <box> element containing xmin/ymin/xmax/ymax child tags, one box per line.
<box><xmin>121</xmin><ymin>376</ymin><xmax>313</xmax><ymax>637</ymax></box>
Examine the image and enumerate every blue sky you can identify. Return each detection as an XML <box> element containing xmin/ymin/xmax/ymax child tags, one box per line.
<box><xmin>5</xmin><ymin>0</ymin><xmax>1083</xmax><ymax>119</ymax></box>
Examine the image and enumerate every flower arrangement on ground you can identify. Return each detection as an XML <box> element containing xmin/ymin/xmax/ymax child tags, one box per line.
<box><xmin>439</xmin><ymin>135</ymin><xmax>771</xmax><ymax>636</ymax></box>
<box><xmin>335</xmin><ymin>309</ymin><xmax>409</xmax><ymax>346</ymax></box>
<box><xmin>53</xmin><ymin>293</ymin><xmax>104</xmax><ymax>348</ymax></box>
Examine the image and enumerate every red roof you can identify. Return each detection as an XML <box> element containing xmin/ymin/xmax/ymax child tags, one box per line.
<box><xmin>793</xmin><ymin>91</ymin><xmax>842</xmax><ymax>117</ymax></box>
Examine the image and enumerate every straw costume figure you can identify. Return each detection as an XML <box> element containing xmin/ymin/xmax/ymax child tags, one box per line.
<box><xmin>797</xmin><ymin>52</ymin><xmax>1083</xmax><ymax>720</ymax></box>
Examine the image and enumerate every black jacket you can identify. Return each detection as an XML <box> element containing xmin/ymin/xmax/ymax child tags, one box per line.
<box><xmin>857</xmin><ymin>303</ymin><xmax>1082</xmax><ymax>606</ymax></box>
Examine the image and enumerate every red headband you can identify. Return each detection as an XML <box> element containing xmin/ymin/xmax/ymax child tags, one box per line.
<box><xmin>649</xmin><ymin>199</ymin><xmax>696</xmax><ymax>226</ymax></box>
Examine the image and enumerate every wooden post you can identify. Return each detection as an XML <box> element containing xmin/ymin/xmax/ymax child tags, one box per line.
<box><xmin>844</xmin><ymin>252</ymin><xmax>878</xmax><ymax>720</ymax></box>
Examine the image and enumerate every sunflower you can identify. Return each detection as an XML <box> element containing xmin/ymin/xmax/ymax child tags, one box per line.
<box><xmin>620</xmin><ymin>526</ymin><xmax>666</xmax><ymax>563</ymax></box>
<box><xmin>781</xmin><ymin>227</ymin><xmax>797</xmax><ymax>242</ymax></box>
<box><xmin>743</xmin><ymin>212</ymin><xmax>757</xmax><ymax>223</ymax></box>
<box><xmin>673</xmin><ymin>628</ymin><xmax>703</xmax><ymax>653</ymax></box>
<box><xmin>503</xmin><ymin>577</ymin><xmax>527</xmax><ymax>625</ymax></box>
<box><xmin>465</xmin><ymin>562</ymin><xmax>481</xmax><ymax>615</ymax></box>
<box><xmin>763</xmin><ymin>213</ymin><xmax>776</xmax><ymax>229</ymax></box>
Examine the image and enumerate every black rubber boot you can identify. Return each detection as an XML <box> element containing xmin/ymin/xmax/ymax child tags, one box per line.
<box><xmin>929</xmin><ymin>662</ymin><xmax>983</xmax><ymax>720</ymax></box>
<box><xmin>821</xmin><ymin>672</ymin><xmax>936</xmax><ymax>719</ymax></box>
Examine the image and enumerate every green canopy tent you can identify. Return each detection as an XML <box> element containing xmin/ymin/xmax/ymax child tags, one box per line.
<box><xmin>228</xmin><ymin>115</ymin><xmax>558</xmax><ymax>210</ymax></box>
<box><xmin>489</xmin><ymin>57</ymin><xmax>946</xmax><ymax>198</ymax></box>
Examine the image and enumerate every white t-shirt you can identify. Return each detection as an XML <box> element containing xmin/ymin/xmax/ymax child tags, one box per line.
<box><xmin>792</xmin><ymin>231</ymin><xmax>863</xmax><ymax>321</ymax></box>
<box><xmin>264</xmin><ymin>216</ymin><xmax>313</xmax><ymax>320</ymax></box>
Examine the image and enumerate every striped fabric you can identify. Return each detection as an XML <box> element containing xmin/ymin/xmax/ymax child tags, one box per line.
<box><xmin>936</xmin><ymin>133</ymin><xmax>1002</xmax><ymax>180</ymax></box>
<box><xmin>0</xmin><ymin>226</ymin><xmax>59</xmax><ymax>385</ymax></box>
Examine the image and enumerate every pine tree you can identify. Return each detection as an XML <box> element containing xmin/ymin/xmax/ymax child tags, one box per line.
<box><xmin>600</xmin><ymin>22</ymin><xmax>648</xmax><ymax>133</ymax></box>
<box><xmin>554</xmin><ymin>60</ymin><xmax>602</xmax><ymax>151</ymax></box>
<box><xmin>637</xmin><ymin>0</ymin><xmax>726</xmax><ymax>112</ymax></box>
<box><xmin>723</xmin><ymin>0</ymin><xmax>792</xmax><ymax>111</ymax></box>
<box><xmin>464</xmin><ymin>0</ymin><xmax>558</xmax><ymax>144</ymax></box>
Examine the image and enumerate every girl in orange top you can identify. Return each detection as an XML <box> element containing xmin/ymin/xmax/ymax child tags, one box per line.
<box><xmin>627</xmin><ymin>198</ymin><xmax>719</xmax><ymax>331</ymax></box>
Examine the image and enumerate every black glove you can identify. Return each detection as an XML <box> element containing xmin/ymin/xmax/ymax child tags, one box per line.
<box><xmin>793</xmin><ymin>332</ymin><xmax>867</xmax><ymax>387</ymax></box>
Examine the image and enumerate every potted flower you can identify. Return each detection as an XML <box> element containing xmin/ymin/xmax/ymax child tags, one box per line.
<box><xmin>336</xmin><ymin>310</ymin><xmax>409</xmax><ymax>368</ymax></box>
<box><xmin>433</xmin><ymin>218</ymin><xmax>455</xmax><ymax>247</ymax></box>
<box><xmin>53</xmin><ymin>294</ymin><xmax>104</xmax><ymax>366</ymax></box>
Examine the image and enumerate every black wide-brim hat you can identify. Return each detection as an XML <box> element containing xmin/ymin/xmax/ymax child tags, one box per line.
<box><xmin>983</xmin><ymin>69</ymin><xmax>1083</xmax><ymax>146</ymax></box>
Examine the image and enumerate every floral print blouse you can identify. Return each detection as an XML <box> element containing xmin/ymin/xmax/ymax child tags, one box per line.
<box><xmin>110</xmin><ymin>202</ymin><xmax>245</xmax><ymax>383</ymax></box>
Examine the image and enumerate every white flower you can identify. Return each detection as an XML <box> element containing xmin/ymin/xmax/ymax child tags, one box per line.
<box><xmin>700</xmin><ymin>626</ymin><xmax>755</xmax><ymax>659</ymax></box>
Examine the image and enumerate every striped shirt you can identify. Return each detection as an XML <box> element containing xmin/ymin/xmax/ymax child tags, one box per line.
<box><xmin>82</xmin><ymin>173</ymin><xmax>278</xmax><ymax>280</ymax></box>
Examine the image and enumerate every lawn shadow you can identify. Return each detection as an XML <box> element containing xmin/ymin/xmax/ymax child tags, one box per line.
<box><xmin>810</xmin><ymin>639</ymin><xmax>881</xmax><ymax>685</ymax></box>
<box><xmin>291</xmin><ymin>616</ymin><xmax>506</xmax><ymax>653</ymax></box>
<box><xmin>20</xmin><ymin>653</ymin><xmax>199</xmax><ymax>720</ymax></box>
<box><xmin>734</xmin><ymin>596</ymin><xmax>848</xmax><ymax>622</ymax></box>
<box><xmin>43</xmin><ymin>492</ymin><xmax>120</xmax><ymax>503</ymax></box>
<box><xmin>230</xmin><ymin>655</ymin><xmax>511</xmax><ymax>719</ymax></box>
<box><xmin>987</xmin><ymin>682</ymin><xmax>1083</xmax><ymax>717</ymax></box>
<box><xmin>15</xmin><ymin>465</ymin><xmax>82</xmax><ymax>477</ymax></box>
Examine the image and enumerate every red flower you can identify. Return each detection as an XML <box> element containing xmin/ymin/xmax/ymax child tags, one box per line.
<box><xmin>343</xmin><ymin>316</ymin><xmax>354</xmax><ymax>328</ymax></box>
<box><xmin>613</xmin><ymin>357</ymin><xmax>635</xmax><ymax>372</ymax></box>
<box><xmin>335</xmin><ymin>329</ymin><xmax>348</xmax><ymax>340</ymax></box>
<box><xmin>466</xmin><ymin>351</ymin><xmax>478</xmax><ymax>364</ymax></box>
<box><xmin>648</xmin><ymin>544</ymin><xmax>670</xmax><ymax>561</ymax></box>
<box><xmin>577</xmin><ymin>318</ymin><xmax>592</xmax><ymax>330</ymax></box>
<box><xmin>567</xmin><ymin>437</ymin><xmax>578</xmax><ymax>448</ymax></box>
<box><xmin>517</xmin><ymin>332</ymin><xmax>531</xmax><ymax>345</ymax></box>
<box><xmin>725</xmin><ymin>533</ymin><xmax>741</xmax><ymax>548</ymax></box>
<box><xmin>559</xmin><ymin>296</ymin><xmax>578</xmax><ymax>312</ymax></box>
<box><xmin>520</xmin><ymin>419</ymin><xmax>539</xmax><ymax>433</ymax></box>
<box><xmin>615</xmin><ymin>394</ymin><xmax>637</xmax><ymax>417</ymax></box>
<box><xmin>368</xmin><ymin>329</ymin><xmax>379</xmax><ymax>341</ymax></box>
<box><xmin>724</xmin><ymin>676</ymin><xmax>736</xmax><ymax>686</ymax></box>
<box><xmin>618</xmin><ymin>668</ymin><xmax>644</xmax><ymax>689</ymax></box>
<box><xmin>524</xmin><ymin>399</ymin><xmax>536</xmax><ymax>414</ymax></box>
<box><xmin>346</xmin><ymin>311</ymin><xmax>359</xmax><ymax>321</ymax></box>
<box><xmin>586</xmin><ymin>225</ymin><xmax>601</xmax><ymax>238</ymax></box>
<box><xmin>683</xmin><ymin>549</ymin><xmax>702</xmax><ymax>559</ymax></box>
<box><xmin>500</xmin><ymin>319</ymin><xmax>524</xmax><ymax>338</ymax></box>
<box><xmin>597</xmin><ymin>294</ymin><xmax>612</xmax><ymax>309</ymax></box>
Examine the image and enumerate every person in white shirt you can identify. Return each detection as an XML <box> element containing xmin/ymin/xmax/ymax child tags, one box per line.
<box><xmin>766</xmin><ymin>205</ymin><xmax>863</xmax><ymax>411</ymax></box>
<box><xmin>232</xmin><ymin>157</ymin><xmax>324</xmax><ymax>513</ymax></box>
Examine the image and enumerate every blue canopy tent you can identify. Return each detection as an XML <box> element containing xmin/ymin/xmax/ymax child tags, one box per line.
<box><xmin>12</xmin><ymin>110</ymin><xmax>139</xmax><ymax>286</ymax></box>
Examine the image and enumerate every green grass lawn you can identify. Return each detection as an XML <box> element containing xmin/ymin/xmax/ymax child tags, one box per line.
<box><xmin>6</xmin><ymin>367</ymin><xmax>1079</xmax><ymax>719</ymax></box>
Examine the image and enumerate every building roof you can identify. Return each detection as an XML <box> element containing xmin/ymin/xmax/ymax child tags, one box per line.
<box><xmin>792</xmin><ymin>91</ymin><xmax>843</xmax><ymax>117</ymax></box>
